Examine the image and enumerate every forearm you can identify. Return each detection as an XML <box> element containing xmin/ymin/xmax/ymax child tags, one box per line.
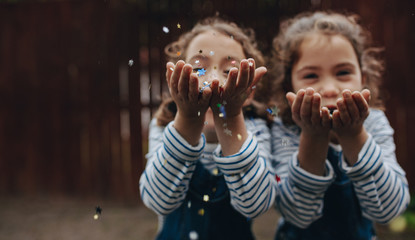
<box><xmin>337</xmin><ymin>127</ymin><xmax>368</xmax><ymax>166</ymax></box>
<box><xmin>297</xmin><ymin>132</ymin><xmax>329</xmax><ymax>176</ymax></box>
<box><xmin>213</xmin><ymin>111</ymin><xmax>247</xmax><ymax>156</ymax></box>
<box><xmin>173</xmin><ymin>111</ymin><xmax>205</xmax><ymax>146</ymax></box>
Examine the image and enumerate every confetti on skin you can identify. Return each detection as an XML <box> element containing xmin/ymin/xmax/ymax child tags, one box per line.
<box><xmin>231</xmin><ymin>60</ymin><xmax>236</xmax><ymax>65</ymax></box>
<box><xmin>204</xmin><ymin>121</ymin><xmax>208</xmax><ymax>125</ymax></box>
<box><xmin>170</xmin><ymin>67</ymin><xmax>174</xmax><ymax>71</ymax></box>
<box><xmin>203</xmin><ymin>195</ymin><xmax>209</xmax><ymax>202</ymax></box>
<box><xmin>251</xmin><ymin>85</ymin><xmax>256</xmax><ymax>89</ymax></box>
<box><xmin>177</xmin><ymin>23</ymin><xmax>181</xmax><ymax>29</ymax></box>
<box><xmin>223</xmin><ymin>123</ymin><xmax>227</xmax><ymax>128</ymax></box>
<box><xmin>199</xmin><ymin>82</ymin><xmax>211</xmax><ymax>93</ymax></box>
<box><xmin>177</xmin><ymin>51</ymin><xmax>181</xmax><ymax>56</ymax></box>
<box><xmin>198</xmin><ymin>208</ymin><xmax>205</xmax><ymax>216</ymax></box>
<box><xmin>209</xmin><ymin>51</ymin><xmax>214</xmax><ymax>56</ymax></box>
<box><xmin>197</xmin><ymin>68</ymin><xmax>206</xmax><ymax>76</ymax></box>
<box><xmin>162</xmin><ymin>26</ymin><xmax>169</xmax><ymax>33</ymax></box>
<box><xmin>219</xmin><ymin>113</ymin><xmax>224</xmax><ymax>118</ymax></box>
<box><xmin>219</xmin><ymin>105</ymin><xmax>226</xmax><ymax>118</ymax></box>
<box><xmin>203</xmin><ymin>81</ymin><xmax>208</xmax><ymax>85</ymax></box>
<box><xmin>237</xmin><ymin>134</ymin><xmax>242</xmax><ymax>140</ymax></box>
<box><xmin>249</xmin><ymin>62</ymin><xmax>253</xmax><ymax>66</ymax></box>
<box><xmin>224</xmin><ymin>128</ymin><xmax>232</xmax><ymax>136</ymax></box>
<box><xmin>128</xmin><ymin>59</ymin><xmax>134</xmax><ymax>66</ymax></box>
<box><xmin>195</xmin><ymin>60</ymin><xmax>200</xmax><ymax>64</ymax></box>
<box><xmin>189</xmin><ymin>231</ymin><xmax>199</xmax><ymax>240</ymax></box>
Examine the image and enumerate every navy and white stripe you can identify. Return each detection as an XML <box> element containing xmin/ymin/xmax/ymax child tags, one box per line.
<box><xmin>140</xmin><ymin>120</ymin><xmax>204</xmax><ymax>215</ymax></box>
<box><xmin>270</xmin><ymin>109</ymin><xmax>410</xmax><ymax>228</ymax></box>
<box><xmin>140</xmin><ymin>117</ymin><xmax>277</xmax><ymax>220</ymax></box>
<box><xmin>214</xmin><ymin>118</ymin><xmax>278</xmax><ymax>218</ymax></box>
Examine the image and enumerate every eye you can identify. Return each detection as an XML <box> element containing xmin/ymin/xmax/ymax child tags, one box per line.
<box><xmin>337</xmin><ymin>70</ymin><xmax>350</xmax><ymax>76</ymax></box>
<box><xmin>303</xmin><ymin>73</ymin><xmax>318</xmax><ymax>79</ymax></box>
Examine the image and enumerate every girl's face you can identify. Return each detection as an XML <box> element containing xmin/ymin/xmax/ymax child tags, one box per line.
<box><xmin>185</xmin><ymin>30</ymin><xmax>246</xmax><ymax>88</ymax></box>
<box><xmin>291</xmin><ymin>33</ymin><xmax>364</xmax><ymax>110</ymax></box>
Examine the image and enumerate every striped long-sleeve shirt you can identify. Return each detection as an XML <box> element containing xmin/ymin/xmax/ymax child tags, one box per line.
<box><xmin>139</xmin><ymin>117</ymin><xmax>276</xmax><ymax>219</ymax></box>
<box><xmin>270</xmin><ymin>109</ymin><xmax>410</xmax><ymax>228</ymax></box>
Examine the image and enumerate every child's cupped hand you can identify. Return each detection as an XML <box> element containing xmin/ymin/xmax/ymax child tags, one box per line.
<box><xmin>331</xmin><ymin>89</ymin><xmax>370</xmax><ymax>138</ymax></box>
<box><xmin>286</xmin><ymin>88</ymin><xmax>331</xmax><ymax>136</ymax></box>
<box><xmin>166</xmin><ymin>61</ymin><xmax>212</xmax><ymax>119</ymax></box>
<box><xmin>209</xmin><ymin>58</ymin><xmax>267</xmax><ymax>118</ymax></box>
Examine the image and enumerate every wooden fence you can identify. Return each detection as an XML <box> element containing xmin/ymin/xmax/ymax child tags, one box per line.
<box><xmin>0</xmin><ymin>0</ymin><xmax>414</xmax><ymax>203</ymax></box>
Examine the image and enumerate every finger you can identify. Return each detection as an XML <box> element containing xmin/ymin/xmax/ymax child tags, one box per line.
<box><xmin>251</xmin><ymin>66</ymin><xmax>267</xmax><ymax>89</ymax></box>
<box><xmin>332</xmin><ymin>110</ymin><xmax>342</xmax><ymax>128</ymax></box>
<box><xmin>224</xmin><ymin>67</ymin><xmax>238</xmax><ymax>95</ymax></box>
<box><xmin>321</xmin><ymin>107</ymin><xmax>331</xmax><ymax>128</ymax></box>
<box><xmin>235</xmin><ymin>59</ymin><xmax>250</xmax><ymax>93</ymax></box>
<box><xmin>311</xmin><ymin>93</ymin><xmax>321</xmax><ymax>125</ymax></box>
<box><xmin>166</xmin><ymin>62</ymin><xmax>175</xmax><ymax>86</ymax></box>
<box><xmin>209</xmin><ymin>79</ymin><xmax>220</xmax><ymax>101</ymax></box>
<box><xmin>188</xmin><ymin>73</ymin><xmax>199</xmax><ymax>102</ymax></box>
<box><xmin>352</xmin><ymin>91</ymin><xmax>369</xmax><ymax>119</ymax></box>
<box><xmin>291</xmin><ymin>89</ymin><xmax>305</xmax><ymax>122</ymax></box>
<box><xmin>286</xmin><ymin>92</ymin><xmax>296</xmax><ymax>107</ymax></box>
<box><xmin>246</xmin><ymin>58</ymin><xmax>255</xmax><ymax>88</ymax></box>
<box><xmin>336</xmin><ymin>98</ymin><xmax>351</xmax><ymax>125</ymax></box>
<box><xmin>201</xmin><ymin>84</ymin><xmax>213</xmax><ymax>104</ymax></box>
<box><xmin>300</xmin><ymin>88</ymin><xmax>314</xmax><ymax>123</ymax></box>
<box><xmin>342</xmin><ymin>90</ymin><xmax>359</xmax><ymax>122</ymax></box>
<box><xmin>361</xmin><ymin>89</ymin><xmax>371</xmax><ymax>104</ymax></box>
<box><xmin>170</xmin><ymin>60</ymin><xmax>185</xmax><ymax>94</ymax></box>
<box><xmin>178</xmin><ymin>64</ymin><xmax>192</xmax><ymax>98</ymax></box>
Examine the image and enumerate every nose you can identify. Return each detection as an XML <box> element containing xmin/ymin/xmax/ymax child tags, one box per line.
<box><xmin>318</xmin><ymin>79</ymin><xmax>339</xmax><ymax>98</ymax></box>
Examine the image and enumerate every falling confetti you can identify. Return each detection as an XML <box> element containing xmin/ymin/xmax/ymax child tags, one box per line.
<box><xmin>212</xmin><ymin>168</ymin><xmax>219</xmax><ymax>176</ymax></box>
<box><xmin>162</xmin><ymin>26</ymin><xmax>169</xmax><ymax>33</ymax></box>
<box><xmin>94</xmin><ymin>206</ymin><xmax>102</xmax><ymax>220</ymax></box>
<box><xmin>189</xmin><ymin>231</ymin><xmax>199</xmax><ymax>240</ymax></box>
<box><xmin>198</xmin><ymin>208</ymin><xmax>205</xmax><ymax>216</ymax></box>
<box><xmin>249</xmin><ymin>62</ymin><xmax>253</xmax><ymax>66</ymax></box>
<box><xmin>231</xmin><ymin>60</ymin><xmax>236</xmax><ymax>65</ymax></box>
<box><xmin>188</xmin><ymin>201</ymin><xmax>192</xmax><ymax>208</ymax></box>
<box><xmin>224</xmin><ymin>128</ymin><xmax>232</xmax><ymax>136</ymax></box>
<box><xmin>197</xmin><ymin>111</ymin><xmax>200</xmax><ymax>116</ymax></box>
<box><xmin>170</xmin><ymin>67</ymin><xmax>174</xmax><ymax>71</ymax></box>
<box><xmin>209</xmin><ymin>51</ymin><xmax>214</xmax><ymax>56</ymax></box>
<box><xmin>128</xmin><ymin>59</ymin><xmax>134</xmax><ymax>66</ymax></box>
<box><xmin>203</xmin><ymin>195</ymin><xmax>209</xmax><ymax>202</ymax></box>
<box><xmin>282</xmin><ymin>137</ymin><xmax>290</xmax><ymax>147</ymax></box>
<box><xmin>197</xmin><ymin>68</ymin><xmax>206</xmax><ymax>76</ymax></box>
<box><xmin>266</xmin><ymin>106</ymin><xmax>279</xmax><ymax>117</ymax></box>
<box><xmin>177</xmin><ymin>23</ymin><xmax>181</xmax><ymax>29</ymax></box>
<box><xmin>177</xmin><ymin>51</ymin><xmax>181</xmax><ymax>56</ymax></box>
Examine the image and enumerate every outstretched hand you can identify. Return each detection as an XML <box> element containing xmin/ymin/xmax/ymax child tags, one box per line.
<box><xmin>209</xmin><ymin>58</ymin><xmax>267</xmax><ymax>118</ymax></box>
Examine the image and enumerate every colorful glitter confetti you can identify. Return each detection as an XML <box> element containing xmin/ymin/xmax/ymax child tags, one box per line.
<box><xmin>162</xmin><ymin>26</ymin><xmax>169</xmax><ymax>33</ymax></box>
<box><xmin>248</xmin><ymin>62</ymin><xmax>253</xmax><ymax>66</ymax></box>
<box><xmin>212</xmin><ymin>168</ymin><xmax>219</xmax><ymax>176</ymax></box>
<box><xmin>177</xmin><ymin>23</ymin><xmax>181</xmax><ymax>29</ymax></box>
<box><xmin>176</xmin><ymin>51</ymin><xmax>181</xmax><ymax>56</ymax></box>
<box><xmin>197</xmin><ymin>111</ymin><xmax>200</xmax><ymax>116</ymax></box>
<box><xmin>275</xmin><ymin>174</ymin><xmax>281</xmax><ymax>183</ymax></box>
<box><xmin>188</xmin><ymin>201</ymin><xmax>191</xmax><ymax>208</ymax></box>
<box><xmin>170</xmin><ymin>67</ymin><xmax>174</xmax><ymax>71</ymax></box>
<box><xmin>197</xmin><ymin>68</ymin><xmax>206</xmax><ymax>76</ymax></box>
<box><xmin>224</xmin><ymin>128</ymin><xmax>232</xmax><ymax>136</ymax></box>
<box><xmin>198</xmin><ymin>208</ymin><xmax>205</xmax><ymax>216</ymax></box>
<box><xmin>94</xmin><ymin>206</ymin><xmax>102</xmax><ymax>220</ymax></box>
<box><xmin>128</xmin><ymin>59</ymin><xmax>134</xmax><ymax>66</ymax></box>
<box><xmin>209</xmin><ymin>51</ymin><xmax>214</xmax><ymax>56</ymax></box>
<box><xmin>237</xmin><ymin>134</ymin><xmax>242</xmax><ymax>140</ymax></box>
<box><xmin>195</xmin><ymin>60</ymin><xmax>200</xmax><ymax>64</ymax></box>
<box><xmin>203</xmin><ymin>195</ymin><xmax>209</xmax><ymax>202</ymax></box>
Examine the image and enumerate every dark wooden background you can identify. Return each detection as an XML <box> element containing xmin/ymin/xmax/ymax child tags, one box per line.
<box><xmin>0</xmin><ymin>0</ymin><xmax>414</xmax><ymax>203</ymax></box>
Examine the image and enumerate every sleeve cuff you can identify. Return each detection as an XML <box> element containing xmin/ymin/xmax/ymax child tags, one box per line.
<box><xmin>163</xmin><ymin>121</ymin><xmax>205</xmax><ymax>162</ymax></box>
<box><xmin>289</xmin><ymin>151</ymin><xmax>335</xmax><ymax>193</ymax></box>
<box><xmin>213</xmin><ymin>131</ymin><xmax>258</xmax><ymax>174</ymax></box>
<box><xmin>339</xmin><ymin>133</ymin><xmax>382</xmax><ymax>180</ymax></box>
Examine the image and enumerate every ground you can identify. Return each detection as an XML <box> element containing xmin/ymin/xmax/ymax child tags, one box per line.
<box><xmin>0</xmin><ymin>196</ymin><xmax>413</xmax><ymax>239</ymax></box>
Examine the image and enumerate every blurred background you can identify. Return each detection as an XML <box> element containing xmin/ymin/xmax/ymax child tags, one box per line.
<box><xmin>0</xmin><ymin>0</ymin><xmax>414</xmax><ymax>239</ymax></box>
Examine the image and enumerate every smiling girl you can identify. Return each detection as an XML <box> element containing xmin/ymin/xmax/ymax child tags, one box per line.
<box><xmin>139</xmin><ymin>17</ymin><xmax>276</xmax><ymax>240</ymax></box>
<box><xmin>269</xmin><ymin>11</ymin><xmax>410</xmax><ymax>240</ymax></box>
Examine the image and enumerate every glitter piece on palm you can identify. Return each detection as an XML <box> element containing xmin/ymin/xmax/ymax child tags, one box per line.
<box><xmin>203</xmin><ymin>195</ymin><xmax>209</xmax><ymax>202</ymax></box>
<box><xmin>197</xmin><ymin>68</ymin><xmax>206</xmax><ymax>76</ymax></box>
<box><xmin>162</xmin><ymin>26</ymin><xmax>169</xmax><ymax>33</ymax></box>
<box><xmin>189</xmin><ymin>231</ymin><xmax>199</xmax><ymax>240</ymax></box>
<box><xmin>128</xmin><ymin>59</ymin><xmax>134</xmax><ymax>66</ymax></box>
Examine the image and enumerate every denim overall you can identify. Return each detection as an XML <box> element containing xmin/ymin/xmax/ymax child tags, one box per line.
<box><xmin>275</xmin><ymin>147</ymin><xmax>375</xmax><ymax>240</ymax></box>
<box><xmin>157</xmin><ymin>161</ymin><xmax>254</xmax><ymax>240</ymax></box>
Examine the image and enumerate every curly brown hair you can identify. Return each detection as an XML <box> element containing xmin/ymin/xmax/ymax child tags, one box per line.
<box><xmin>269</xmin><ymin>11</ymin><xmax>385</xmax><ymax>125</ymax></box>
<box><xmin>155</xmin><ymin>16</ymin><xmax>271</xmax><ymax>126</ymax></box>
